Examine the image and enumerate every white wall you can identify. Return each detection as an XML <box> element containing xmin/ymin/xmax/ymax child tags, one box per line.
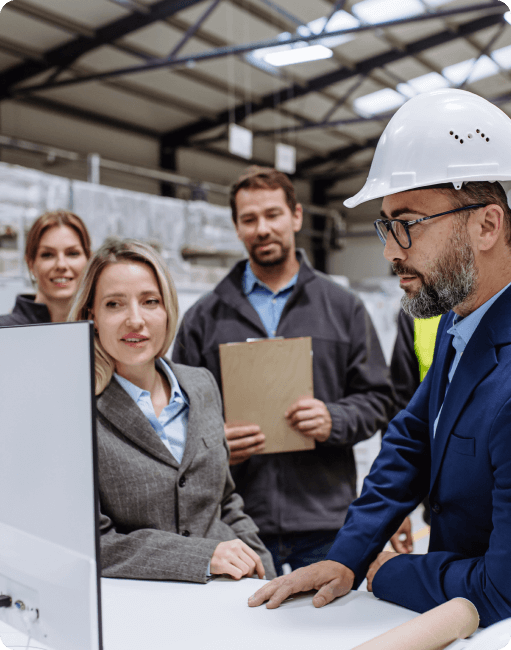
<box><xmin>328</xmin><ymin>234</ymin><xmax>391</xmax><ymax>282</ymax></box>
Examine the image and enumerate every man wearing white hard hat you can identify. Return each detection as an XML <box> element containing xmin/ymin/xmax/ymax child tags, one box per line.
<box><xmin>249</xmin><ymin>88</ymin><xmax>511</xmax><ymax>627</ymax></box>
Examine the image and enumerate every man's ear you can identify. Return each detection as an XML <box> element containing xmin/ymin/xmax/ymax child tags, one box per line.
<box><xmin>293</xmin><ymin>204</ymin><xmax>303</xmax><ymax>233</ymax></box>
<box><xmin>474</xmin><ymin>204</ymin><xmax>505</xmax><ymax>252</ymax></box>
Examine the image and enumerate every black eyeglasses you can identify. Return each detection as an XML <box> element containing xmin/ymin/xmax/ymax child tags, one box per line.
<box><xmin>374</xmin><ymin>204</ymin><xmax>486</xmax><ymax>250</ymax></box>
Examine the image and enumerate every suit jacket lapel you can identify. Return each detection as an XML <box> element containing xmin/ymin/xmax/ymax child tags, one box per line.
<box><xmin>169</xmin><ymin>361</ymin><xmax>202</xmax><ymax>474</ymax></box>
<box><xmin>96</xmin><ymin>378</ymin><xmax>179</xmax><ymax>469</ymax></box>
<box><xmin>430</xmin><ymin>311</ymin><xmax>498</xmax><ymax>490</ymax></box>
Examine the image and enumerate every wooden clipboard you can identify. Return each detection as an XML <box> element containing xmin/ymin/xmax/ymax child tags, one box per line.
<box><xmin>219</xmin><ymin>337</ymin><xmax>314</xmax><ymax>454</ymax></box>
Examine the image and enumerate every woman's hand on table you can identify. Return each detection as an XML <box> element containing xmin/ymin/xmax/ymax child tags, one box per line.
<box><xmin>210</xmin><ymin>539</ymin><xmax>266</xmax><ymax>580</ymax></box>
<box><xmin>248</xmin><ymin>560</ymin><xmax>355</xmax><ymax>609</ymax></box>
<box><xmin>224</xmin><ymin>423</ymin><xmax>265</xmax><ymax>465</ymax></box>
<box><xmin>366</xmin><ymin>552</ymin><xmax>398</xmax><ymax>592</ymax></box>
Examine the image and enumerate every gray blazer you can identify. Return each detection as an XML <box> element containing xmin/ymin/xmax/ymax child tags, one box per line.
<box><xmin>96</xmin><ymin>360</ymin><xmax>276</xmax><ymax>583</ymax></box>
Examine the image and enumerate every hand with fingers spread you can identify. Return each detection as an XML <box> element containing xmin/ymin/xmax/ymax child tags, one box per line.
<box><xmin>224</xmin><ymin>422</ymin><xmax>265</xmax><ymax>465</ymax></box>
<box><xmin>366</xmin><ymin>551</ymin><xmax>398</xmax><ymax>592</ymax></box>
<box><xmin>210</xmin><ymin>539</ymin><xmax>266</xmax><ymax>580</ymax></box>
<box><xmin>285</xmin><ymin>398</ymin><xmax>332</xmax><ymax>443</ymax></box>
<box><xmin>248</xmin><ymin>560</ymin><xmax>354</xmax><ymax>609</ymax></box>
<box><xmin>390</xmin><ymin>516</ymin><xmax>413</xmax><ymax>554</ymax></box>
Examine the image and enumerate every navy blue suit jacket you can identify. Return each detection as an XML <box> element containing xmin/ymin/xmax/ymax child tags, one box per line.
<box><xmin>327</xmin><ymin>285</ymin><xmax>511</xmax><ymax>627</ymax></box>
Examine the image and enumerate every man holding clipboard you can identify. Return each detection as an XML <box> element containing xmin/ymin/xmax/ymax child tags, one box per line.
<box><xmin>173</xmin><ymin>167</ymin><xmax>394</xmax><ymax>575</ymax></box>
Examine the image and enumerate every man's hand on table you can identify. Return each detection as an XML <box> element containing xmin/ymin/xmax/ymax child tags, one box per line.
<box><xmin>390</xmin><ymin>516</ymin><xmax>413</xmax><ymax>554</ymax></box>
<box><xmin>366</xmin><ymin>552</ymin><xmax>398</xmax><ymax>592</ymax></box>
<box><xmin>248</xmin><ymin>561</ymin><xmax>354</xmax><ymax>609</ymax></box>
<box><xmin>211</xmin><ymin>539</ymin><xmax>266</xmax><ymax>580</ymax></box>
<box><xmin>224</xmin><ymin>423</ymin><xmax>265</xmax><ymax>465</ymax></box>
<box><xmin>285</xmin><ymin>398</ymin><xmax>332</xmax><ymax>443</ymax></box>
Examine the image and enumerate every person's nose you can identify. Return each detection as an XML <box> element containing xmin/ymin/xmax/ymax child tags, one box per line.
<box><xmin>383</xmin><ymin>232</ymin><xmax>406</xmax><ymax>263</ymax></box>
<box><xmin>126</xmin><ymin>301</ymin><xmax>144</xmax><ymax>330</ymax></box>
<box><xmin>255</xmin><ymin>217</ymin><xmax>271</xmax><ymax>238</ymax></box>
<box><xmin>54</xmin><ymin>252</ymin><xmax>71</xmax><ymax>271</ymax></box>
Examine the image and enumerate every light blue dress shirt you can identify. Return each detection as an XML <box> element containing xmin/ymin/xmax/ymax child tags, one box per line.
<box><xmin>433</xmin><ymin>281</ymin><xmax>511</xmax><ymax>437</ymax></box>
<box><xmin>114</xmin><ymin>359</ymin><xmax>189</xmax><ymax>463</ymax></box>
<box><xmin>242</xmin><ymin>261</ymin><xmax>298</xmax><ymax>337</ymax></box>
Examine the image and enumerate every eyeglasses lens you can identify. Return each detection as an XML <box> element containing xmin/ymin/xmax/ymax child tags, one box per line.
<box><xmin>392</xmin><ymin>220</ymin><xmax>408</xmax><ymax>247</ymax></box>
<box><xmin>375</xmin><ymin>221</ymin><xmax>388</xmax><ymax>244</ymax></box>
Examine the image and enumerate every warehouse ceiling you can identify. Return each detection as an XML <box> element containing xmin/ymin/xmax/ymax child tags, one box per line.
<box><xmin>0</xmin><ymin>0</ymin><xmax>510</xmax><ymax>212</ymax></box>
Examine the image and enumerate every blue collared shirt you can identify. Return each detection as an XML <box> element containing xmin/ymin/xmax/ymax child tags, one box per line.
<box><xmin>433</xmin><ymin>282</ymin><xmax>511</xmax><ymax>437</ymax></box>
<box><xmin>114</xmin><ymin>359</ymin><xmax>189</xmax><ymax>463</ymax></box>
<box><xmin>242</xmin><ymin>261</ymin><xmax>298</xmax><ymax>337</ymax></box>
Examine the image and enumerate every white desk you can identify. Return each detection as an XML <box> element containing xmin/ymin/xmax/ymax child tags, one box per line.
<box><xmin>0</xmin><ymin>578</ymin><xmax>477</xmax><ymax>650</ymax></box>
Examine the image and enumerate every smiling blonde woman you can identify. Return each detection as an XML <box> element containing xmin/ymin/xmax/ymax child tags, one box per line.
<box><xmin>68</xmin><ymin>238</ymin><xmax>275</xmax><ymax>583</ymax></box>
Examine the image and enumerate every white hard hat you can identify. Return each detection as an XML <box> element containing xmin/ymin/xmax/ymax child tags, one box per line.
<box><xmin>344</xmin><ymin>89</ymin><xmax>511</xmax><ymax>209</ymax></box>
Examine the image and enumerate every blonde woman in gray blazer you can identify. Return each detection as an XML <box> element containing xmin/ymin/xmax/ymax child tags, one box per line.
<box><xmin>69</xmin><ymin>238</ymin><xmax>275</xmax><ymax>584</ymax></box>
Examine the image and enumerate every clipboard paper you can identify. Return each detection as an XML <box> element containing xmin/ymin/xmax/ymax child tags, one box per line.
<box><xmin>219</xmin><ymin>337</ymin><xmax>314</xmax><ymax>454</ymax></box>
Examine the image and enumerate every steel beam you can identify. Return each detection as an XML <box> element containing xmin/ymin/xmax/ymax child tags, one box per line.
<box><xmin>8</xmin><ymin>2</ymin><xmax>504</xmax><ymax>98</ymax></box>
<box><xmin>0</xmin><ymin>0</ymin><xmax>210</xmax><ymax>99</ymax></box>
<box><xmin>160</xmin><ymin>8</ymin><xmax>506</xmax><ymax>148</ymax></box>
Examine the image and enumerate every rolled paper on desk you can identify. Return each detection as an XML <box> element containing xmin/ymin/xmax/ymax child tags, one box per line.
<box><xmin>352</xmin><ymin>598</ymin><xmax>479</xmax><ymax>650</ymax></box>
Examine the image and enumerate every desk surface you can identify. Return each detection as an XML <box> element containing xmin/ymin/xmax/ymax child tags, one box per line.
<box><xmin>0</xmin><ymin>578</ymin><xmax>475</xmax><ymax>650</ymax></box>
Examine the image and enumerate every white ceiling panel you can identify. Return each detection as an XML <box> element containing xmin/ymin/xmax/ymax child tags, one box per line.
<box><xmin>33</xmin><ymin>81</ymin><xmax>193</xmax><ymax>132</ymax></box>
<box><xmin>13</xmin><ymin>0</ymin><xmax>129</xmax><ymax>30</ymax></box>
<box><xmin>0</xmin><ymin>6</ymin><xmax>72</xmax><ymax>52</ymax></box>
<box><xmin>121</xmin><ymin>23</ymin><xmax>187</xmax><ymax>58</ymax></box>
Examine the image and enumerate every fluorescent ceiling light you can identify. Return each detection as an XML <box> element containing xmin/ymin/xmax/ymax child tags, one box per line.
<box><xmin>505</xmin><ymin>12</ymin><xmax>511</xmax><ymax>25</ymax></box>
<box><xmin>351</xmin><ymin>0</ymin><xmax>424</xmax><ymax>24</ymax></box>
<box><xmin>492</xmin><ymin>44</ymin><xmax>511</xmax><ymax>69</ymax></box>
<box><xmin>353</xmin><ymin>88</ymin><xmax>406</xmax><ymax>118</ymax></box>
<box><xmin>248</xmin><ymin>10</ymin><xmax>358</xmax><ymax>70</ymax></box>
<box><xmin>397</xmin><ymin>72</ymin><xmax>449</xmax><ymax>98</ymax></box>
<box><xmin>443</xmin><ymin>55</ymin><xmax>500</xmax><ymax>85</ymax></box>
<box><xmin>264</xmin><ymin>44</ymin><xmax>334</xmax><ymax>67</ymax></box>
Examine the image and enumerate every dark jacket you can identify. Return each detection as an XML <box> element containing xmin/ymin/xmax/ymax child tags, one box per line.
<box><xmin>327</xmin><ymin>287</ymin><xmax>511</xmax><ymax>627</ymax></box>
<box><xmin>0</xmin><ymin>294</ymin><xmax>51</xmax><ymax>327</ymax></box>
<box><xmin>172</xmin><ymin>251</ymin><xmax>394</xmax><ymax>535</ymax></box>
<box><xmin>390</xmin><ymin>310</ymin><xmax>419</xmax><ymax>414</ymax></box>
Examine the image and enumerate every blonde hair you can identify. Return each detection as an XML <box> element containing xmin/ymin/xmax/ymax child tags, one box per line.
<box><xmin>68</xmin><ymin>238</ymin><xmax>179</xmax><ymax>395</ymax></box>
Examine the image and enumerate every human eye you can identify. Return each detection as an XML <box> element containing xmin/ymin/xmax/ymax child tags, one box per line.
<box><xmin>145</xmin><ymin>297</ymin><xmax>161</xmax><ymax>306</ymax></box>
<box><xmin>40</xmin><ymin>251</ymin><xmax>53</xmax><ymax>258</ymax></box>
<box><xmin>67</xmin><ymin>250</ymin><xmax>81</xmax><ymax>257</ymax></box>
<box><xmin>105</xmin><ymin>300</ymin><xmax>120</xmax><ymax>309</ymax></box>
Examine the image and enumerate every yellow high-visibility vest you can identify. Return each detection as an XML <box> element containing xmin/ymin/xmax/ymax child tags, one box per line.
<box><xmin>414</xmin><ymin>315</ymin><xmax>442</xmax><ymax>382</ymax></box>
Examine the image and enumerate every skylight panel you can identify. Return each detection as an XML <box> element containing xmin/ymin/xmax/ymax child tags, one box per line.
<box><xmin>443</xmin><ymin>56</ymin><xmax>500</xmax><ymax>86</ymax></box>
<box><xmin>492</xmin><ymin>44</ymin><xmax>511</xmax><ymax>70</ymax></box>
<box><xmin>396</xmin><ymin>72</ymin><xmax>449</xmax><ymax>98</ymax></box>
<box><xmin>351</xmin><ymin>0</ymin><xmax>425</xmax><ymax>25</ymax></box>
<box><xmin>505</xmin><ymin>12</ymin><xmax>511</xmax><ymax>25</ymax></box>
<box><xmin>422</xmin><ymin>0</ymin><xmax>450</xmax><ymax>6</ymax></box>
<box><xmin>264</xmin><ymin>44</ymin><xmax>334</xmax><ymax>67</ymax></box>
<box><xmin>353</xmin><ymin>88</ymin><xmax>406</xmax><ymax>118</ymax></box>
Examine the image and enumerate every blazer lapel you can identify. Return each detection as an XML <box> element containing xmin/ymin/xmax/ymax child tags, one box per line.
<box><xmin>430</xmin><ymin>313</ymin><xmax>498</xmax><ymax>490</ymax></box>
<box><xmin>169</xmin><ymin>361</ymin><xmax>203</xmax><ymax>473</ymax></box>
<box><xmin>96</xmin><ymin>378</ymin><xmax>179</xmax><ymax>469</ymax></box>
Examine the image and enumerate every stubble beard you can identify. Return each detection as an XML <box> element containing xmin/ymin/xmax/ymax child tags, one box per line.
<box><xmin>395</xmin><ymin>223</ymin><xmax>478</xmax><ymax>319</ymax></box>
<box><xmin>250</xmin><ymin>239</ymin><xmax>291</xmax><ymax>267</ymax></box>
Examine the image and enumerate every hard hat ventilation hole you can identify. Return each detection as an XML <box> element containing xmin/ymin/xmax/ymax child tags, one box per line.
<box><xmin>467</xmin><ymin>133</ymin><xmax>473</xmax><ymax>139</ymax></box>
<box><xmin>450</xmin><ymin>131</ymin><xmax>454</xmax><ymax>135</ymax></box>
<box><xmin>460</xmin><ymin>139</ymin><xmax>464</xmax><ymax>144</ymax></box>
<box><xmin>476</xmin><ymin>129</ymin><xmax>480</xmax><ymax>133</ymax></box>
<box><xmin>486</xmin><ymin>137</ymin><xmax>490</xmax><ymax>142</ymax></box>
<box><xmin>481</xmin><ymin>133</ymin><xmax>485</xmax><ymax>138</ymax></box>
<box><xmin>455</xmin><ymin>135</ymin><xmax>459</xmax><ymax>139</ymax></box>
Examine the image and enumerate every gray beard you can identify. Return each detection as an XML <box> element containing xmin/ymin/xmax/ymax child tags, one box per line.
<box><xmin>399</xmin><ymin>227</ymin><xmax>478</xmax><ymax>319</ymax></box>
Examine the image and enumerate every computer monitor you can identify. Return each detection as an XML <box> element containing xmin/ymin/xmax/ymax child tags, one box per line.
<box><xmin>0</xmin><ymin>321</ymin><xmax>102</xmax><ymax>650</ymax></box>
